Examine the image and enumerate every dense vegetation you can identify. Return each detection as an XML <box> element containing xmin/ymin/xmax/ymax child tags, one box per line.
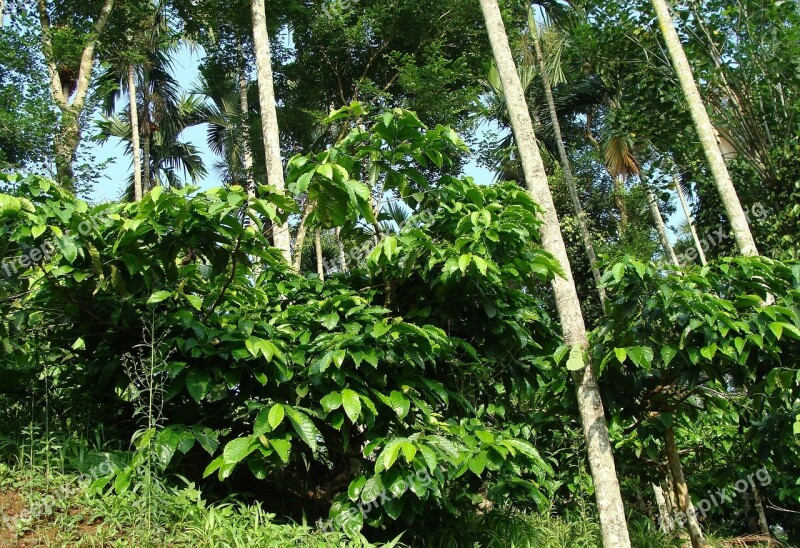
<box><xmin>0</xmin><ymin>0</ymin><xmax>798</xmax><ymax>546</ymax></box>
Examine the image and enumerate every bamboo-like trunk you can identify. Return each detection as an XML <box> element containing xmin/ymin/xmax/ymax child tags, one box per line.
<box><xmin>141</xmin><ymin>69</ymin><xmax>152</xmax><ymax>192</ymax></box>
<box><xmin>532</xmin><ymin>30</ymin><xmax>606</xmax><ymax>309</ymax></box>
<box><xmin>128</xmin><ymin>65</ymin><xmax>143</xmax><ymax>202</ymax></box>
<box><xmin>643</xmin><ymin>178</ymin><xmax>680</xmax><ymax>266</ymax></box>
<box><xmin>674</xmin><ymin>177</ymin><xmax>707</xmax><ymax>265</ymax></box>
<box><xmin>292</xmin><ymin>202</ymin><xmax>313</xmax><ymax>272</ymax></box>
<box><xmin>753</xmin><ymin>483</ymin><xmax>770</xmax><ymax>536</ymax></box>
<box><xmin>479</xmin><ymin>2</ymin><xmax>630</xmax><ymax>546</ymax></box>
<box><xmin>237</xmin><ymin>44</ymin><xmax>255</xmax><ymax>196</ymax></box>
<box><xmin>251</xmin><ymin>0</ymin><xmax>292</xmax><ymax>263</ymax></box>
<box><xmin>651</xmin><ymin>0</ymin><xmax>759</xmax><ymax>257</ymax></box>
<box><xmin>336</xmin><ymin>227</ymin><xmax>349</xmax><ymax>272</ymax></box>
<box><xmin>665</xmin><ymin>427</ymin><xmax>706</xmax><ymax>548</ymax></box>
<box><xmin>653</xmin><ymin>483</ymin><xmax>674</xmax><ymax>533</ymax></box>
<box><xmin>315</xmin><ymin>229</ymin><xmax>325</xmax><ymax>280</ymax></box>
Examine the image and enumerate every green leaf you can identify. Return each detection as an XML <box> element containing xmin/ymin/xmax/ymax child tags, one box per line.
<box><xmin>55</xmin><ymin>235</ymin><xmax>78</xmax><ymax>263</ymax></box>
<box><xmin>186</xmin><ymin>369</ymin><xmax>211</xmax><ymax>403</ymax></box>
<box><xmin>361</xmin><ymin>474</ymin><xmax>384</xmax><ymax>504</ymax></box>
<box><xmin>285</xmin><ymin>408</ymin><xmax>320</xmax><ymax>452</ymax></box>
<box><xmin>661</xmin><ymin>346</ymin><xmax>678</xmax><ymax>367</ymax></box>
<box><xmin>320</xmin><ymin>313</ymin><xmax>339</xmax><ymax>330</ymax></box>
<box><xmin>270</xmin><ymin>438</ymin><xmax>291</xmax><ymax>463</ymax></box>
<box><xmin>627</xmin><ymin>346</ymin><xmax>654</xmax><ymax>369</ymax></box>
<box><xmin>342</xmin><ymin>389</ymin><xmax>362</xmax><ymax>423</ymax></box>
<box><xmin>320</xmin><ymin>392</ymin><xmax>343</xmax><ymax>413</ymax></box>
<box><xmin>223</xmin><ymin>437</ymin><xmax>255</xmax><ymax>465</ymax></box>
<box><xmin>254</xmin><ymin>407</ymin><xmax>272</xmax><ymax>436</ymax></box>
<box><xmin>268</xmin><ymin>404</ymin><xmax>285</xmax><ymax>430</ymax></box>
<box><xmin>147</xmin><ymin>290</ymin><xmax>172</xmax><ymax>304</ymax></box>
<box><xmin>566</xmin><ymin>344</ymin><xmax>585</xmax><ymax>371</ymax></box>
<box><xmin>383</xmin><ymin>236</ymin><xmax>397</xmax><ymax>261</ymax></box>
<box><xmin>458</xmin><ymin>254</ymin><xmax>472</xmax><ymax>274</ymax></box>
<box><xmin>473</xmin><ymin>256</ymin><xmax>488</xmax><ymax>276</ymax></box>
<box><xmin>614</xmin><ymin>347</ymin><xmax>627</xmax><ymax>364</ymax></box>
<box><xmin>389</xmin><ymin>391</ymin><xmax>410</xmax><ymax>420</ymax></box>
<box><xmin>612</xmin><ymin>263</ymin><xmax>625</xmax><ymax>283</ymax></box>
<box><xmin>768</xmin><ymin>322</ymin><xmax>783</xmax><ymax>340</ymax></box>
<box><xmin>381</xmin><ymin>439</ymin><xmax>404</xmax><ymax>470</ymax></box>
<box><xmin>185</xmin><ymin>295</ymin><xmax>203</xmax><ymax>311</ymax></box>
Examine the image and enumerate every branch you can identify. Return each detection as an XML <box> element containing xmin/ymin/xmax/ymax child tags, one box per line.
<box><xmin>202</xmin><ymin>226</ymin><xmax>245</xmax><ymax>322</ymax></box>
<box><xmin>72</xmin><ymin>0</ymin><xmax>116</xmax><ymax>113</ymax></box>
<box><xmin>36</xmin><ymin>0</ymin><xmax>65</xmax><ymax>106</ymax></box>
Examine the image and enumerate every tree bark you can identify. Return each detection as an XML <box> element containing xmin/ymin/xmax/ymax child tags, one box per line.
<box><xmin>0</xmin><ymin>0</ymin><xmax>6</xmax><ymax>27</ymax></box>
<box><xmin>315</xmin><ymin>229</ymin><xmax>325</xmax><ymax>280</ymax></box>
<box><xmin>336</xmin><ymin>227</ymin><xmax>349</xmax><ymax>273</ymax></box>
<box><xmin>142</xmin><ymin>68</ymin><xmax>152</xmax><ymax>192</ymax></box>
<box><xmin>674</xmin><ymin>177</ymin><xmax>707</xmax><ymax>265</ymax></box>
<box><xmin>614</xmin><ymin>175</ymin><xmax>630</xmax><ymax>233</ymax></box>
<box><xmin>532</xmin><ymin>30</ymin><xmax>606</xmax><ymax>309</ymax></box>
<box><xmin>251</xmin><ymin>0</ymin><xmax>291</xmax><ymax>263</ymax></box>
<box><xmin>643</xmin><ymin>177</ymin><xmax>680</xmax><ymax>266</ymax></box>
<box><xmin>238</xmin><ymin>44</ymin><xmax>255</xmax><ymax>196</ymax></box>
<box><xmin>128</xmin><ymin>64</ymin><xmax>143</xmax><ymax>202</ymax></box>
<box><xmin>292</xmin><ymin>202</ymin><xmax>313</xmax><ymax>272</ymax></box>
<box><xmin>479</xmin><ymin>2</ymin><xmax>630</xmax><ymax>546</ymax></box>
<box><xmin>753</xmin><ymin>483</ymin><xmax>770</xmax><ymax>536</ymax></box>
<box><xmin>653</xmin><ymin>482</ymin><xmax>674</xmax><ymax>533</ymax></box>
<box><xmin>37</xmin><ymin>0</ymin><xmax>116</xmax><ymax>188</ymax></box>
<box><xmin>651</xmin><ymin>0</ymin><xmax>759</xmax><ymax>257</ymax></box>
<box><xmin>665</xmin><ymin>427</ymin><xmax>706</xmax><ymax>548</ymax></box>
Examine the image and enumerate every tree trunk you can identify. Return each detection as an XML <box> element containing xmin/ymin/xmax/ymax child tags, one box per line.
<box><xmin>532</xmin><ymin>30</ymin><xmax>606</xmax><ymax>310</ymax></box>
<box><xmin>674</xmin><ymin>177</ymin><xmax>707</xmax><ymax>265</ymax></box>
<box><xmin>336</xmin><ymin>227</ymin><xmax>349</xmax><ymax>273</ymax></box>
<box><xmin>665</xmin><ymin>427</ymin><xmax>706</xmax><ymax>548</ymax></box>
<box><xmin>238</xmin><ymin>44</ymin><xmax>255</xmax><ymax>196</ymax></box>
<box><xmin>643</xmin><ymin>178</ymin><xmax>680</xmax><ymax>266</ymax></box>
<box><xmin>315</xmin><ymin>229</ymin><xmax>325</xmax><ymax>280</ymax></box>
<box><xmin>142</xmin><ymin>68</ymin><xmax>152</xmax><ymax>192</ymax></box>
<box><xmin>128</xmin><ymin>64</ymin><xmax>143</xmax><ymax>202</ymax></box>
<box><xmin>753</xmin><ymin>483</ymin><xmax>770</xmax><ymax>536</ymax></box>
<box><xmin>614</xmin><ymin>175</ymin><xmax>630</xmax><ymax>233</ymax></box>
<box><xmin>37</xmin><ymin>0</ymin><xmax>116</xmax><ymax>189</ymax></box>
<box><xmin>651</xmin><ymin>0</ymin><xmax>759</xmax><ymax>257</ymax></box>
<box><xmin>1</xmin><ymin>0</ymin><xmax>6</xmax><ymax>27</ymax></box>
<box><xmin>251</xmin><ymin>0</ymin><xmax>291</xmax><ymax>263</ymax></box>
<box><xmin>292</xmin><ymin>202</ymin><xmax>313</xmax><ymax>272</ymax></box>
<box><xmin>479</xmin><ymin>2</ymin><xmax>630</xmax><ymax>546</ymax></box>
<box><xmin>653</xmin><ymin>482</ymin><xmax>674</xmax><ymax>533</ymax></box>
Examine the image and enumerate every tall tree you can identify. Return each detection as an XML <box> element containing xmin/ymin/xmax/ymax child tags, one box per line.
<box><xmin>478</xmin><ymin>1</ymin><xmax>631</xmax><ymax>546</ymax></box>
<box><xmin>250</xmin><ymin>0</ymin><xmax>290</xmax><ymax>262</ymax></box>
<box><xmin>36</xmin><ymin>0</ymin><xmax>116</xmax><ymax>187</ymax></box>
<box><xmin>650</xmin><ymin>0</ymin><xmax>758</xmax><ymax>257</ymax></box>
<box><xmin>128</xmin><ymin>64</ymin><xmax>142</xmax><ymax>201</ymax></box>
<box><xmin>530</xmin><ymin>18</ymin><xmax>605</xmax><ymax>308</ymax></box>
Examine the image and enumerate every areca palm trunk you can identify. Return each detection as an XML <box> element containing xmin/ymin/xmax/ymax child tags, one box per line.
<box><xmin>532</xmin><ymin>30</ymin><xmax>606</xmax><ymax>309</ymax></box>
<box><xmin>641</xmin><ymin>173</ymin><xmax>679</xmax><ymax>266</ymax></box>
<box><xmin>335</xmin><ymin>227</ymin><xmax>349</xmax><ymax>272</ymax></box>
<box><xmin>479</xmin><ymin>2</ymin><xmax>630</xmax><ymax>546</ymax></box>
<box><xmin>315</xmin><ymin>229</ymin><xmax>325</xmax><ymax>280</ymax></box>
<box><xmin>142</xmin><ymin>69</ymin><xmax>152</xmax><ymax>192</ymax></box>
<box><xmin>674</xmin><ymin>177</ymin><xmax>707</xmax><ymax>265</ymax></box>
<box><xmin>651</xmin><ymin>0</ymin><xmax>758</xmax><ymax>257</ymax></box>
<box><xmin>128</xmin><ymin>64</ymin><xmax>143</xmax><ymax>202</ymax></box>
<box><xmin>665</xmin><ymin>426</ymin><xmax>706</xmax><ymax>548</ymax></box>
<box><xmin>251</xmin><ymin>0</ymin><xmax>291</xmax><ymax>263</ymax></box>
<box><xmin>237</xmin><ymin>44</ymin><xmax>255</xmax><ymax>196</ymax></box>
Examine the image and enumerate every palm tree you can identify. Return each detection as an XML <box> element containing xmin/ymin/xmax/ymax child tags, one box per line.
<box><xmin>650</xmin><ymin>0</ymin><xmax>758</xmax><ymax>258</ymax></box>
<box><xmin>478</xmin><ymin>1</ymin><xmax>631</xmax><ymax>546</ymax></box>
<box><xmin>251</xmin><ymin>0</ymin><xmax>291</xmax><ymax>262</ymax></box>
<box><xmin>530</xmin><ymin>13</ymin><xmax>606</xmax><ymax>307</ymax></box>
<box><xmin>671</xmin><ymin>175</ymin><xmax>707</xmax><ymax>265</ymax></box>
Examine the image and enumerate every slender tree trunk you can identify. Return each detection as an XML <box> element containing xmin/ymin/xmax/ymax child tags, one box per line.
<box><xmin>753</xmin><ymin>483</ymin><xmax>770</xmax><ymax>536</ymax></box>
<box><xmin>292</xmin><ymin>202</ymin><xmax>313</xmax><ymax>272</ymax></box>
<box><xmin>237</xmin><ymin>44</ymin><xmax>255</xmax><ymax>196</ymax></box>
<box><xmin>643</xmin><ymin>178</ymin><xmax>680</xmax><ymax>266</ymax></box>
<box><xmin>37</xmin><ymin>0</ymin><xmax>116</xmax><ymax>189</ymax></box>
<box><xmin>614</xmin><ymin>175</ymin><xmax>630</xmax><ymax>233</ymax></box>
<box><xmin>315</xmin><ymin>229</ymin><xmax>325</xmax><ymax>280</ymax></box>
<box><xmin>674</xmin><ymin>177</ymin><xmax>707</xmax><ymax>265</ymax></box>
<box><xmin>1</xmin><ymin>0</ymin><xmax>6</xmax><ymax>27</ymax></box>
<box><xmin>665</xmin><ymin>468</ymin><xmax>679</xmax><ymax>526</ymax></box>
<box><xmin>653</xmin><ymin>482</ymin><xmax>674</xmax><ymax>533</ymax></box>
<box><xmin>665</xmin><ymin>427</ymin><xmax>706</xmax><ymax>548</ymax></box>
<box><xmin>128</xmin><ymin>64</ymin><xmax>143</xmax><ymax>202</ymax></box>
<box><xmin>336</xmin><ymin>227</ymin><xmax>349</xmax><ymax>272</ymax></box>
<box><xmin>251</xmin><ymin>0</ymin><xmax>291</xmax><ymax>263</ymax></box>
<box><xmin>651</xmin><ymin>0</ymin><xmax>758</xmax><ymax>257</ymax></box>
<box><xmin>142</xmin><ymin>69</ymin><xmax>152</xmax><ymax>192</ymax></box>
<box><xmin>532</xmin><ymin>30</ymin><xmax>606</xmax><ymax>309</ymax></box>
<box><xmin>479</xmin><ymin>2</ymin><xmax>630</xmax><ymax>546</ymax></box>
